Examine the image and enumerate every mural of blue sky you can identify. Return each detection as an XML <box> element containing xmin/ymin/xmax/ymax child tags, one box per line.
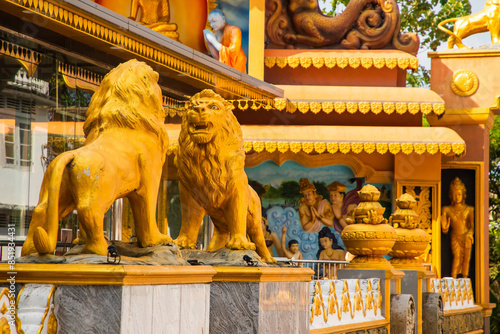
<box><xmin>246</xmin><ymin>161</ymin><xmax>358</xmax><ymax>191</ymax></box>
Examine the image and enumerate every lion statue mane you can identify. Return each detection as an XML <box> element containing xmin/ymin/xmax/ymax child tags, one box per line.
<box><xmin>22</xmin><ymin>59</ymin><xmax>172</xmax><ymax>256</ymax></box>
<box><xmin>174</xmin><ymin>89</ymin><xmax>275</xmax><ymax>263</ymax></box>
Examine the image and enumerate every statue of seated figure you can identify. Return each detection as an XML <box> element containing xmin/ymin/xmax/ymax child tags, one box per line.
<box><xmin>129</xmin><ymin>0</ymin><xmax>179</xmax><ymax>41</ymax></box>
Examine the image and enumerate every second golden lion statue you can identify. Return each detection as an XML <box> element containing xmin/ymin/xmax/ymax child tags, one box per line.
<box><xmin>22</xmin><ymin>60</ymin><xmax>172</xmax><ymax>256</ymax></box>
<box><xmin>174</xmin><ymin>89</ymin><xmax>275</xmax><ymax>263</ymax></box>
<box><xmin>438</xmin><ymin>0</ymin><xmax>500</xmax><ymax>49</ymax></box>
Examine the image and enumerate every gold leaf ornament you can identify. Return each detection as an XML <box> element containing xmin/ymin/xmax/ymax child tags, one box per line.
<box><xmin>314</xmin><ymin>142</ymin><xmax>326</xmax><ymax>154</ymax></box>
<box><xmin>278</xmin><ymin>142</ymin><xmax>289</xmax><ymax>153</ymax></box>
<box><xmin>290</xmin><ymin>142</ymin><xmax>302</xmax><ymax>153</ymax></box>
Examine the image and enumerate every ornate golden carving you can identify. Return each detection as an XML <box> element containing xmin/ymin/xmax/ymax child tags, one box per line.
<box><xmin>438</xmin><ymin>1</ymin><xmax>500</xmax><ymax>49</ymax></box>
<box><xmin>371</xmin><ymin>102</ymin><xmax>383</xmax><ymax>115</ymax></box>
<box><xmin>265</xmin><ymin>0</ymin><xmax>419</xmax><ymax>54</ymax></box>
<box><xmin>334</xmin><ymin>102</ymin><xmax>346</xmax><ymax>114</ymax></box>
<box><xmin>327</xmin><ymin>142</ymin><xmax>339</xmax><ymax>154</ymax></box>
<box><xmin>376</xmin><ymin>143</ymin><xmax>388</xmax><ymax>155</ymax></box>
<box><xmin>265</xmin><ymin>141</ymin><xmax>277</xmax><ymax>153</ymax></box>
<box><xmin>278</xmin><ymin>142</ymin><xmax>289</xmax><ymax>153</ymax></box>
<box><xmin>174</xmin><ymin>89</ymin><xmax>275</xmax><ymax>262</ymax></box>
<box><xmin>314</xmin><ymin>142</ymin><xmax>326</xmax><ymax>154</ymax></box>
<box><xmin>22</xmin><ymin>60</ymin><xmax>172</xmax><ymax>256</ymax></box>
<box><xmin>322</xmin><ymin>102</ymin><xmax>334</xmax><ymax>114</ymax></box>
<box><xmin>358</xmin><ymin>102</ymin><xmax>370</xmax><ymax>114</ymax></box>
<box><xmin>364</xmin><ymin>142</ymin><xmax>376</xmax><ymax>154</ymax></box>
<box><xmin>450</xmin><ymin>70</ymin><xmax>479</xmax><ymax>97</ymax></box>
<box><xmin>346</xmin><ymin>102</ymin><xmax>357</xmax><ymax>114</ymax></box>
<box><xmin>312</xmin><ymin>57</ymin><xmax>324</xmax><ymax>68</ymax></box>
<box><xmin>300</xmin><ymin>57</ymin><xmax>312</xmax><ymax>68</ymax></box>
<box><xmin>339</xmin><ymin>143</ymin><xmax>351</xmax><ymax>154</ymax></box>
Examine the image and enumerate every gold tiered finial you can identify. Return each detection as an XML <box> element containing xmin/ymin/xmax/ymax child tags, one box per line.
<box><xmin>388</xmin><ymin>193</ymin><xmax>430</xmax><ymax>270</ymax></box>
<box><xmin>341</xmin><ymin>185</ymin><xmax>397</xmax><ymax>270</ymax></box>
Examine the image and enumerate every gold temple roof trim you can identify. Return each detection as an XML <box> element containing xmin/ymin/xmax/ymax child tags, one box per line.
<box><xmin>58</xmin><ymin>61</ymin><xmax>102</xmax><ymax>92</ymax></box>
<box><xmin>164</xmin><ymin>125</ymin><xmax>466</xmax><ymax>157</ymax></box>
<box><xmin>0</xmin><ymin>39</ymin><xmax>43</xmax><ymax>76</ymax></box>
<box><xmin>2</xmin><ymin>0</ymin><xmax>279</xmax><ymax>101</ymax></box>
<box><xmin>264</xmin><ymin>50</ymin><xmax>418</xmax><ymax>70</ymax></box>
<box><xmin>276</xmin><ymin>85</ymin><xmax>445</xmax><ymax>116</ymax></box>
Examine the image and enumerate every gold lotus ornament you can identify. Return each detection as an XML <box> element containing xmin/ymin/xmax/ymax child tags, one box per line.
<box><xmin>388</xmin><ymin>193</ymin><xmax>430</xmax><ymax>270</ymax></box>
<box><xmin>341</xmin><ymin>185</ymin><xmax>396</xmax><ymax>269</ymax></box>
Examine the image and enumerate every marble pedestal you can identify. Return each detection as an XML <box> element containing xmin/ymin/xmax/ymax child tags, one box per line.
<box><xmin>0</xmin><ymin>263</ymin><xmax>216</xmax><ymax>334</ymax></box>
<box><xmin>209</xmin><ymin>266</ymin><xmax>313</xmax><ymax>334</ymax></box>
<box><xmin>397</xmin><ymin>269</ymin><xmax>434</xmax><ymax>334</ymax></box>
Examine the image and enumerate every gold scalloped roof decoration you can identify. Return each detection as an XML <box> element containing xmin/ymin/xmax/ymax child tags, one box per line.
<box><xmin>164</xmin><ymin>125</ymin><xmax>466</xmax><ymax>157</ymax></box>
<box><xmin>272</xmin><ymin>99</ymin><xmax>445</xmax><ymax>116</ymax></box>
<box><xmin>265</xmin><ymin>56</ymin><xmax>418</xmax><ymax>70</ymax></box>
<box><xmin>162</xmin><ymin>97</ymin><xmax>445</xmax><ymax>117</ymax></box>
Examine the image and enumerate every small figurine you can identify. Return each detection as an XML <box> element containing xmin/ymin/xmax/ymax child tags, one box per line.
<box><xmin>298</xmin><ymin>178</ymin><xmax>334</xmax><ymax>233</ymax></box>
<box><xmin>203</xmin><ymin>9</ymin><xmax>247</xmax><ymax>73</ymax></box>
<box><xmin>281</xmin><ymin>226</ymin><xmax>303</xmax><ymax>260</ymax></box>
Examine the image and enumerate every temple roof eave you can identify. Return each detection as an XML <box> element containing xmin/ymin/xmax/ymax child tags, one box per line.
<box><xmin>165</xmin><ymin>125</ymin><xmax>466</xmax><ymax>157</ymax></box>
<box><xmin>274</xmin><ymin>85</ymin><xmax>445</xmax><ymax>116</ymax></box>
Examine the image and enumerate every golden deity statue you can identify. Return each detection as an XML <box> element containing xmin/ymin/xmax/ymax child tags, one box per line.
<box><xmin>438</xmin><ymin>0</ymin><xmax>500</xmax><ymax>49</ymax></box>
<box><xmin>441</xmin><ymin>177</ymin><xmax>474</xmax><ymax>278</ymax></box>
<box><xmin>129</xmin><ymin>0</ymin><xmax>179</xmax><ymax>41</ymax></box>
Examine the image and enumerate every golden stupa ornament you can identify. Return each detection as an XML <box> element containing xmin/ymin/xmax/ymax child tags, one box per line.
<box><xmin>388</xmin><ymin>193</ymin><xmax>430</xmax><ymax>270</ymax></box>
<box><xmin>450</xmin><ymin>70</ymin><xmax>478</xmax><ymax>97</ymax></box>
<box><xmin>341</xmin><ymin>184</ymin><xmax>397</xmax><ymax>269</ymax></box>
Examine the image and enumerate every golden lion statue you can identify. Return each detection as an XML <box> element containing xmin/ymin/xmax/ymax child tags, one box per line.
<box><xmin>174</xmin><ymin>89</ymin><xmax>275</xmax><ymax>263</ymax></box>
<box><xmin>21</xmin><ymin>60</ymin><xmax>172</xmax><ymax>256</ymax></box>
<box><xmin>438</xmin><ymin>0</ymin><xmax>500</xmax><ymax>49</ymax></box>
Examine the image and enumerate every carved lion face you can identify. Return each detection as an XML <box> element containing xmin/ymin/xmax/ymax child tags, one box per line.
<box><xmin>186</xmin><ymin>97</ymin><xmax>226</xmax><ymax>144</ymax></box>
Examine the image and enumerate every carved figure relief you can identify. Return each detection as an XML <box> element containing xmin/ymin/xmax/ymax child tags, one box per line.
<box><xmin>22</xmin><ymin>60</ymin><xmax>172</xmax><ymax>256</ymax></box>
<box><xmin>265</xmin><ymin>0</ymin><xmax>419</xmax><ymax>54</ymax></box>
<box><xmin>174</xmin><ymin>89</ymin><xmax>275</xmax><ymax>262</ymax></box>
<box><xmin>438</xmin><ymin>0</ymin><xmax>500</xmax><ymax>49</ymax></box>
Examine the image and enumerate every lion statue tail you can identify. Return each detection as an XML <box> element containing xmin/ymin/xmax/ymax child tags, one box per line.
<box><xmin>437</xmin><ymin>17</ymin><xmax>459</xmax><ymax>37</ymax></box>
<box><xmin>33</xmin><ymin>152</ymin><xmax>75</xmax><ymax>254</ymax></box>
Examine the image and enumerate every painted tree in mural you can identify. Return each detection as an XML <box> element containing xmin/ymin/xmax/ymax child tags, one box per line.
<box><xmin>320</xmin><ymin>0</ymin><xmax>471</xmax><ymax>87</ymax></box>
<box><xmin>279</xmin><ymin>180</ymin><xmax>301</xmax><ymax>206</ymax></box>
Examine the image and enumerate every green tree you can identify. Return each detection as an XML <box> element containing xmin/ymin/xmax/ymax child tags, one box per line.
<box><xmin>279</xmin><ymin>180</ymin><xmax>301</xmax><ymax>206</ymax></box>
<box><xmin>320</xmin><ymin>0</ymin><xmax>472</xmax><ymax>87</ymax></box>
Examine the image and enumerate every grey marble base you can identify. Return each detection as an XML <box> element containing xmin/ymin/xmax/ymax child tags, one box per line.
<box><xmin>210</xmin><ymin>281</ymin><xmax>309</xmax><ymax>334</ymax></box>
<box><xmin>53</xmin><ymin>284</ymin><xmax>210</xmax><ymax>334</ymax></box>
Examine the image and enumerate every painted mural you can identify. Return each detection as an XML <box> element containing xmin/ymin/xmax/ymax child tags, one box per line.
<box><xmin>245</xmin><ymin>161</ymin><xmax>392</xmax><ymax>260</ymax></box>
